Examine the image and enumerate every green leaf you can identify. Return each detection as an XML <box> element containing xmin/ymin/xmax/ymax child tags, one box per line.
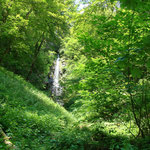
<box><xmin>146</xmin><ymin>59</ymin><xmax>150</xmax><ymax>68</ymax></box>
<box><xmin>131</xmin><ymin>67</ymin><xmax>142</xmax><ymax>78</ymax></box>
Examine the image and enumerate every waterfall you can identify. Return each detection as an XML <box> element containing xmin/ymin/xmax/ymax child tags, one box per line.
<box><xmin>52</xmin><ymin>55</ymin><xmax>63</xmax><ymax>105</ymax></box>
<box><xmin>53</xmin><ymin>55</ymin><xmax>60</xmax><ymax>96</ymax></box>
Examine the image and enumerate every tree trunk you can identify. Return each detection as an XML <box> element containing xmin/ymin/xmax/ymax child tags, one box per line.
<box><xmin>0</xmin><ymin>127</ymin><xmax>16</xmax><ymax>149</ymax></box>
<box><xmin>26</xmin><ymin>33</ymin><xmax>45</xmax><ymax>80</ymax></box>
<box><xmin>26</xmin><ymin>9</ymin><xmax>32</xmax><ymax>19</ymax></box>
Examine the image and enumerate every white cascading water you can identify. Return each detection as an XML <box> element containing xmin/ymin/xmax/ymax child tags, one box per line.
<box><xmin>53</xmin><ymin>55</ymin><xmax>60</xmax><ymax>95</ymax></box>
<box><xmin>53</xmin><ymin>55</ymin><xmax>63</xmax><ymax>105</ymax></box>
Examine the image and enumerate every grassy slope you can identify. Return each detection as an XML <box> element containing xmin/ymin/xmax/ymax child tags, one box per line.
<box><xmin>0</xmin><ymin>67</ymin><xmax>91</xmax><ymax>150</ymax></box>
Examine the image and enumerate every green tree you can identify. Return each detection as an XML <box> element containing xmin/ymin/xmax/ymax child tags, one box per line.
<box><xmin>61</xmin><ymin>0</ymin><xmax>150</xmax><ymax>137</ymax></box>
<box><xmin>0</xmin><ymin>0</ymin><xmax>72</xmax><ymax>88</ymax></box>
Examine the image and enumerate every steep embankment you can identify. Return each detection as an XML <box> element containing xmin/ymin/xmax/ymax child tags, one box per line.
<box><xmin>0</xmin><ymin>67</ymin><xmax>91</xmax><ymax>150</ymax></box>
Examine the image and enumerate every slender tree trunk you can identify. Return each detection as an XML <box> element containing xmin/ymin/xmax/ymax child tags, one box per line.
<box><xmin>0</xmin><ymin>127</ymin><xmax>16</xmax><ymax>149</ymax></box>
<box><xmin>26</xmin><ymin>33</ymin><xmax>45</xmax><ymax>80</ymax></box>
<box><xmin>26</xmin><ymin>9</ymin><xmax>32</xmax><ymax>19</ymax></box>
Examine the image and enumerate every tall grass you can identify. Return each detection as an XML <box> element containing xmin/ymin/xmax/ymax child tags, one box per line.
<box><xmin>0</xmin><ymin>67</ymin><xmax>90</xmax><ymax>149</ymax></box>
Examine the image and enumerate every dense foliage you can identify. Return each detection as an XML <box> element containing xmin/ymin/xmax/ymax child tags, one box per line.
<box><xmin>61</xmin><ymin>0</ymin><xmax>150</xmax><ymax>139</ymax></box>
<box><xmin>0</xmin><ymin>0</ymin><xmax>73</xmax><ymax>88</ymax></box>
<box><xmin>1</xmin><ymin>67</ymin><xmax>138</xmax><ymax>150</ymax></box>
<box><xmin>0</xmin><ymin>0</ymin><xmax>150</xmax><ymax>149</ymax></box>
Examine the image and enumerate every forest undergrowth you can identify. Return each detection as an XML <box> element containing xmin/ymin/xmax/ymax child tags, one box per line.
<box><xmin>0</xmin><ymin>68</ymin><xmax>149</xmax><ymax>149</ymax></box>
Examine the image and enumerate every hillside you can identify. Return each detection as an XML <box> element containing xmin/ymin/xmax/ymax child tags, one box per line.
<box><xmin>0</xmin><ymin>67</ymin><xmax>91</xmax><ymax>150</ymax></box>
